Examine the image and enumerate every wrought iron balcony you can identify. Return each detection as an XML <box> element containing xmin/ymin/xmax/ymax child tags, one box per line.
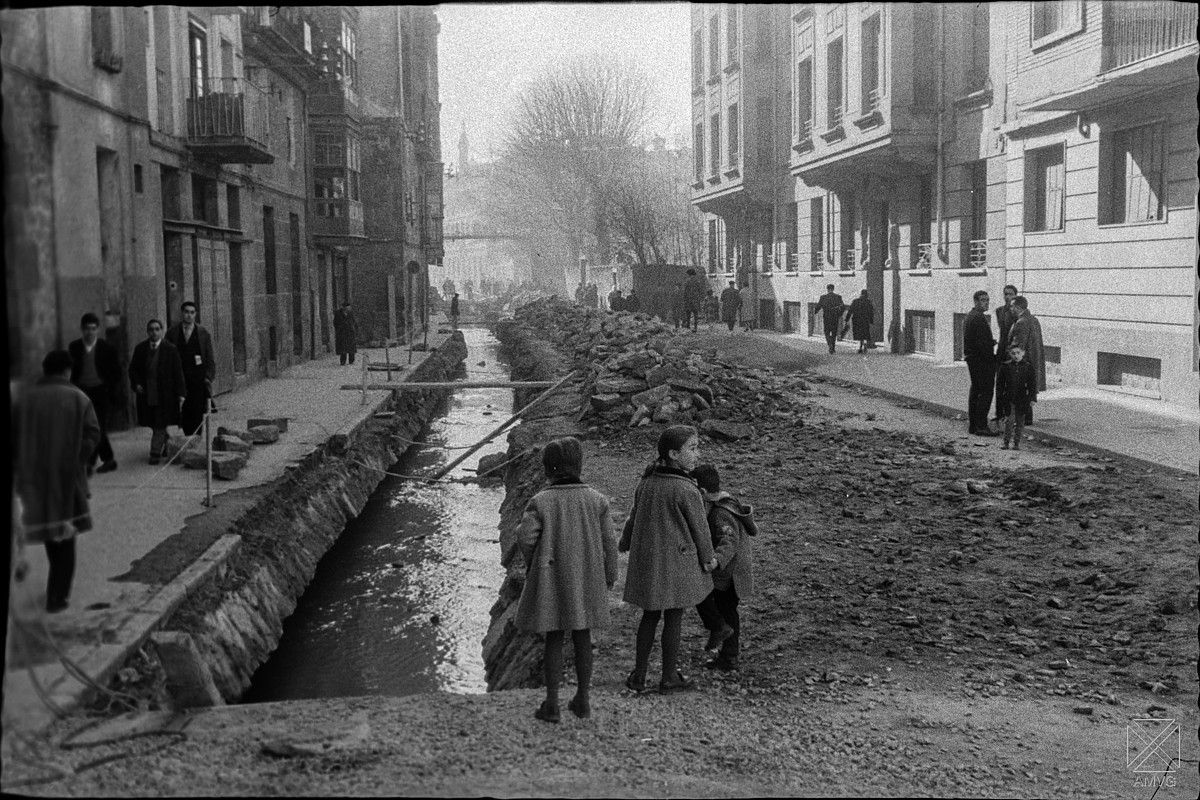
<box><xmin>788</xmin><ymin>253</ymin><xmax>801</xmax><ymax>272</ymax></box>
<box><xmin>915</xmin><ymin>242</ymin><xmax>933</xmax><ymax>269</ymax></box>
<box><xmin>809</xmin><ymin>251</ymin><xmax>825</xmax><ymax>272</ymax></box>
<box><xmin>185</xmin><ymin>77</ymin><xmax>273</xmax><ymax>164</ymax></box>
<box><xmin>1103</xmin><ymin>1</ymin><xmax>1198</xmax><ymax>71</ymax></box>
<box><xmin>968</xmin><ymin>239</ymin><xmax>987</xmax><ymax>270</ymax></box>
<box><xmin>839</xmin><ymin>248</ymin><xmax>858</xmax><ymax>271</ymax></box>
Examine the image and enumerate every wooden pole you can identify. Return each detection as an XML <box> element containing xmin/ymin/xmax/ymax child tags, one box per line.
<box><xmin>384</xmin><ymin>340</ymin><xmax>393</xmax><ymax>381</ymax></box>
<box><xmin>361</xmin><ymin>354</ymin><xmax>369</xmax><ymax>404</ymax></box>
<box><xmin>428</xmin><ymin>371</ymin><xmax>578</xmax><ymax>481</ymax></box>
<box><xmin>203</xmin><ymin>411</ymin><xmax>213</xmax><ymax>507</ymax></box>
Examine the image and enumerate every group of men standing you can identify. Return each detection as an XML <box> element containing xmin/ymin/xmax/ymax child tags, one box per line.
<box><xmin>12</xmin><ymin>302</ymin><xmax>217</xmax><ymax>613</ymax></box>
<box><xmin>964</xmin><ymin>285</ymin><xmax>1046</xmax><ymax>439</ymax></box>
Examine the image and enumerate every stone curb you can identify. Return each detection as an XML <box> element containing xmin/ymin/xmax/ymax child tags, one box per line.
<box><xmin>812</xmin><ymin>374</ymin><xmax>1196</xmax><ymax>479</ymax></box>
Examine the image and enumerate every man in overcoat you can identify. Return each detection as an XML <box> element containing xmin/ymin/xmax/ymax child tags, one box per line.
<box><xmin>68</xmin><ymin>312</ymin><xmax>122</xmax><ymax>473</ymax></box>
<box><xmin>12</xmin><ymin>350</ymin><xmax>101</xmax><ymax>612</ymax></box>
<box><xmin>993</xmin><ymin>284</ymin><xmax>1019</xmax><ymax>424</ymax></box>
<box><xmin>848</xmin><ymin>289</ymin><xmax>875</xmax><ymax>353</ymax></box>
<box><xmin>334</xmin><ymin>301</ymin><xmax>358</xmax><ymax>365</ymax></box>
<box><xmin>964</xmin><ymin>289</ymin><xmax>999</xmax><ymax>436</ymax></box>
<box><xmin>129</xmin><ymin>319</ymin><xmax>187</xmax><ymax>464</ymax></box>
<box><xmin>165</xmin><ymin>301</ymin><xmax>216</xmax><ymax>436</ymax></box>
<box><xmin>682</xmin><ymin>268</ymin><xmax>706</xmax><ymax>331</ymax></box>
<box><xmin>719</xmin><ymin>281</ymin><xmax>741</xmax><ymax>332</ymax></box>
<box><xmin>815</xmin><ymin>284</ymin><xmax>847</xmax><ymax>354</ymax></box>
<box><xmin>1005</xmin><ymin>296</ymin><xmax>1046</xmax><ymax>425</ymax></box>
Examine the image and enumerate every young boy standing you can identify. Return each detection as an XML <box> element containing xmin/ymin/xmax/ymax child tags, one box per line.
<box><xmin>691</xmin><ymin>463</ymin><xmax>757</xmax><ymax>672</ymax></box>
<box><xmin>996</xmin><ymin>343</ymin><xmax>1038</xmax><ymax>450</ymax></box>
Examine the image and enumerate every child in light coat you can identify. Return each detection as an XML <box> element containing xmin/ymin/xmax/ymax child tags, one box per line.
<box><xmin>516</xmin><ymin>437</ymin><xmax>617</xmax><ymax>722</ymax></box>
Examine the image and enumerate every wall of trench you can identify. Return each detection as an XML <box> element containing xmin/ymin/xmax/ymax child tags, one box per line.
<box><xmin>157</xmin><ymin>333</ymin><xmax>469</xmax><ymax>703</ymax></box>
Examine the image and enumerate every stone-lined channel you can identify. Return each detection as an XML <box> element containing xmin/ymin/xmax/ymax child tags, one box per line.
<box><xmin>243</xmin><ymin>327</ymin><xmax>509</xmax><ymax>701</ymax></box>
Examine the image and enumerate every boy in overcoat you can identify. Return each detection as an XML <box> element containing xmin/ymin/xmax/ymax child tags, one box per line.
<box><xmin>129</xmin><ymin>319</ymin><xmax>187</xmax><ymax>464</ymax></box>
<box><xmin>996</xmin><ymin>343</ymin><xmax>1038</xmax><ymax>450</ymax></box>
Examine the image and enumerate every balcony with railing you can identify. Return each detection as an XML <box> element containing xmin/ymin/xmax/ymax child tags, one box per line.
<box><xmin>839</xmin><ymin>248</ymin><xmax>858</xmax><ymax>272</ymax></box>
<box><xmin>809</xmin><ymin>250</ymin><xmax>825</xmax><ymax>272</ymax></box>
<box><xmin>788</xmin><ymin>253</ymin><xmax>801</xmax><ymax>273</ymax></box>
<box><xmin>185</xmin><ymin>77</ymin><xmax>273</xmax><ymax>164</ymax></box>
<box><xmin>821</xmin><ymin>103</ymin><xmax>846</xmax><ymax>143</ymax></box>
<box><xmin>968</xmin><ymin>239</ymin><xmax>987</xmax><ymax>270</ymax></box>
<box><xmin>794</xmin><ymin>118</ymin><xmax>814</xmax><ymax>153</ymax></box>
<box><xmin>854</xmin><ymin>88</ymin><xmax>883</xmax><ymax>129</ymax></box>
<box><xmin>1103</xmin><ymin>1</ymin><xmax>1198</xmax><ymax>71</ymax></box>
<box><xmin>913</xmin><ymin>242</ymin><xmax>933</xmax><ymax>270</ymax></box>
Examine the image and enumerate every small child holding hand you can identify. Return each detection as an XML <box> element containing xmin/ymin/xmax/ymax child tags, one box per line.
<box><xmin>515</xmin><ymin>437</ymin><xmax>617</xmax><ymax>723</ymax></box>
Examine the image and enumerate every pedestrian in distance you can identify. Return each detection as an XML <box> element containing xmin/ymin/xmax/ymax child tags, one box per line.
<box><xmin>12</xmin><ymin>350</ymin><xmax>102</xmax><ymax>613</ymax></box>
<box><xmin>815</xmin><ymin>284</ymin><xmax>846</xmax><ymax>354</ymax></box>
<box><xmin>702</xmin><ymin>289</ymin><xmax>720</xmax><ymax>333</ymax></box>
<box><xmin>992</xmin><ymin>284</ymin><xmax>1019</xmax><ymax>425</ymax></box>
<box><xmin>608</xmin><ymin>287</ymin><xmax>625</xmax><ymax>312</ymax></box>
<box><xmin>574</xmin><ymin>282</ymin><xmax>586</xmax><ymax>305</ymax></box>
<box><xmin>165</xmin><ymin>301</ymin><xmax>216</xmax><ymax>436</ymax></box>
<box><xmin>682</xmin><ymin>268</ymin><xmax>706</xmax><ymax>332</ymax></box>
<box><xmin>129</xmin><ymin>319</ymin><xmax>187</xmax><ymax>464</ymax></box>
<box><xmin>997</xmin><ymin>343</ymin><xmax>1038</xmax><ymax>450</ymax></box>
<box><xmin>68</xmin><ymin>312</ymin><xmax>122</xmax><ymax>474</ymax></box>
<box><xmin>964</xmin><ymin>289</ymin><xmax>999</xmax><ymax>436</ymax></box>
<box><xmin>848</xmin><ymin>290</ymin><xmax>875</xmax><ymax>353</ymax></box>
<box><xmin>334</xmin><ymin>301</ymin><xmax>358</xmax><ymax>365</ymax></box>
<box><xmin>449</xmin><ymin>293</ymin><xmax>461</xmax><ymax>331</ymax></box>
<box><xmin>585</xmin><ymin>282</ymin><xmax>599</xmax><ymax>310</ymax></box>
<box><xmin>739</xmin><ymin>283</ymin><xmax>757</xmax><ymax>331</ymax></box>
<box><xmin>618</xmin><ymin>425</ymin><xmax>718</xmax><ymax>694</ymax></box>
<box><xmin>624</xmin><ymin>289</ymin><xmax>641</xmax><ymax>313</ymax></box>
<box><xmin>1005</xmin><ymin>296</ymin><xmax>1046</xmax><ymax>426</ymax></box>
<box><xmin>691</xmin><ymin>463</ymin><xmax>757</xmax><ymax>672</ymax></box>
<box><xmin>516</xmin><ymin>437</ymin><xmax>618</xmax><ymax>723</ymax></box>
<box><xmin>720</xmin><ymin>281</ymin><xmax>741</xmax><ymax>332</ymax></box>
<box><xmin>669</xmin><ymin>281</ymin><xmax>686</xmax><ymax>330</ymax></box>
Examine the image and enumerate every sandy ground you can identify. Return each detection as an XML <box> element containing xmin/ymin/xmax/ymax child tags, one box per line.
<box><xmin>4</xmin><ymin>331</ymin><xmax>1196</xmax><ymax>797</ymax></box>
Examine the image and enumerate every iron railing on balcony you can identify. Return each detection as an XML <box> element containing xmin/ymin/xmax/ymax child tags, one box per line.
<box><xmin>828</xmin><ymin>103</ymin><xmax>844</xmax><ymax>129</ymax></box>
<box><xmin>788</xmin><ymin>253</ymin><xmax>801</xmax><ymax>272</ymax></box>
<box><xmin>968</xmin><ymin>239</ymin><xmax>987</xmax><ymax>269</ymax></box>
<box><xmin>915</xmin><ymin>242</ymin><xmax>933</xmax><ymax>269</ymax></box>
<box><xmin>186</xmin><ymin>77</ymin><xmax>270</xmax><ymax>148</ymax></box>
<box><xmin>155</xmin><ymin>67</ymin><xmax>173</xmax><ymax>133</ymax></box>
<box><xmin>797</xmin><ymin>118</ymin><xmax>813</xmax><ymax>142</ymax></box>
<box><xmin>840</xmin><ymin>248</ymin><xmax>858</xmax><ymax>271</ymax></box>
<box><xmin>1103</xmin><ymin>0</ymin><xmax>1198</xmax><ymax>71</ymax></box>
<box><xmin>862</xmin><ymin>88</ymin><xmax>881</xmax><ymax>114</ymax></box>
<box><xmin>810</xmin><ymin>251</ymin><xmax>825</xmax><ymax>272</ymax></box>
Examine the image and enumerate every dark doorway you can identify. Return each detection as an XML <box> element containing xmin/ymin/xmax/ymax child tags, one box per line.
<box><xmin>290</xmin><ymin>212</ymin><xmax>303</xmax><ymax>357</ymax></box>
<box><xmin>868</xmin><ymin>198</ymin><xmax>887</xmax><ymax>344</ymax></box>
<box><xmin>164</xmin><ymin>232</ymin><xmax>185</xmax><ymax>326</ymax></box>
<box><xmin>230</xmin><ymin>242</ymin><xmax>247</xmax><ymax>374</ymax></box>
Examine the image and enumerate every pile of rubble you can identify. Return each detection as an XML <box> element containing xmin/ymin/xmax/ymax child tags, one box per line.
<box><xmin>162</xmin><ymin>417</ymin><xmax>287</xmax><ymax>480</ymax></box>
<box><xmin>510</xmin><ymin>297</ymin><xmax>816</xmax><ymax>440</ymax></box>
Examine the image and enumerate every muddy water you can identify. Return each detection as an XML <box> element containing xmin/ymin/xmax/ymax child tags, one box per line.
<box><xmin>243</xmin><ymin>328</ymin><xmax>509</xmax><ymax>701</ymax></box>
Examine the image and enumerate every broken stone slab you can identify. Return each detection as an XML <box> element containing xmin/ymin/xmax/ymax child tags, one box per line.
<box><xmin>248</xmin><ymin>424</ymin><xmax>281</xmax><ymax>444</ymax></box>
<box><xmin>591</xmin><ymin>393</ymin><xmax>625</xmax><ymax>411</ymax></box>
<box><xmin>629</xmin><ymin>404</ymin><xmax>652</xmax><ymax>428</ymax></box>
<box><xmin>645</xmin><ymin>364</ymin><xmax>689</xmax><ymax>388</ymax></box>
<box><xmin>691</xmin><ymin>393</ymin><xmax>711</xmax><ymax>410</ymax></box>
<box><xmin>261</xmin><ymin>716</ymin><xmax>371</xmax><ymax>758</ymax></box>
<box><xmin>613</xmin><ymin>350</ymin><xmax>659</xmax><ymax>376</ymax></box>
<box><xmin>149</xmin><ymin>632</ymin><xmax>224</xmax><ymax>708</ymax></box>
<box><xmin>699</xmin><ymin>418</ymin><xmax>753</xmax><ymax>441</ymax></box>
<box><xmin>652</xmin><ymin>402</ymin><xmax>679</xmax><ymax>424</ymax></box>
<box><xmin>213</xmin><ymin>434</ymin><xmax>252</xmax><ymax>454</ymax></box>
<box><xmin>164</xmin><ymin>435</ymin><xmax>199</xmax><ymax>460</ymax></box>
<box><xmin>181</xmin><ymin>450</ymin><xmax>247</xmax><ymax>479</ymax></box>
<box><xmin>217</xmin><ymin>426</ymin><xmax>254</xmax><ymax>444</ymax></box>
<box><xmin>475</xmin><ymin>451</ymin><xmax>508</xmax><ymax>479</ymax></box>
<box><xmin>668</xmin><ymin>377</ymin><xmax>714</xmax><ymax>406</ymax></box>
<box><xmin>631</xmin><ymin>384</ymin><xmax>670</xmax><ymax>408</ymax></box>
<box><xmin>247</xmin><ymin>416</ymin><xmax>288</xmax><ymax>432</ymax></box>
<box><xmin>595</xmin><ymin>376</ymin><xmax>648</xmax><ymax>395</ymax></box>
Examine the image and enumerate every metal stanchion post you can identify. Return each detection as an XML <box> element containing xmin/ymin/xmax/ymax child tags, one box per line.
<box><xmin>203</xmin><ymin>411</ymin><xmax>212</xmax><ymax>507</ymax></box>
<box><xmin>361</xmin><ymin>354</ymin><xmax>369</xmax><ymax>404</ymax></box>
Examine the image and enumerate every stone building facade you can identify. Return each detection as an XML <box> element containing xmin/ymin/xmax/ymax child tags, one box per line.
<box><xmin>691</xmin><ymin>1</ymin><xmax>1197</xmax><ymax>406</ymax></box>
<box><xmin>2</xmin><ymin>6</ymin><xmax>443</xmax><ymax>417</ymax></box>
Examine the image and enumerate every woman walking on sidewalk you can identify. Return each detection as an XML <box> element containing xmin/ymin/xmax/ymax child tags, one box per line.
<box><xmin>619</xmin><ymin>425</ymin><xmax>717</xmax><ymax>694</ymax></box>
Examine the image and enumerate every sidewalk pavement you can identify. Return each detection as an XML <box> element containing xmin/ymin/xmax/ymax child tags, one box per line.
<box><xmin>4</xmin><ymin>337</ymin><xmax>450</xmax><ymax>735</ymax></box>
<box><xmin>752</xmin><ymin>330</ymin><xmax>1199</xmax><ymax>477</ymax></box>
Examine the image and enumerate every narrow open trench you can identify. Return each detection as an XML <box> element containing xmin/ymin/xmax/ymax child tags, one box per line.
<box><xmin>241</xmin><ymin>327</ymin><xmax>509</xmax><ymax>702</ymax></box>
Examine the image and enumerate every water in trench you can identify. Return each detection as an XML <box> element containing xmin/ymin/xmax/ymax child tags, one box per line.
<box><xmin>243</xmin><ymin>327</ymin><xmax>509</xmax><ymax>701</ymax></box>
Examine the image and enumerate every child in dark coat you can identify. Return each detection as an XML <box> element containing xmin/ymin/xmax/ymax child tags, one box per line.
<box><xmin>691</xmin><ymin>464</ymin><xmax>757</xmax><ymax>671</ymax></box>
<box><xmin>996</xmin><ymin>343</ymin><xmax>1038</xmax><ymax>450</ymax></box>
<box><xmin>516</xmin><ymin>437</ymin><xmax>617</xmax><ymax>722</ymax></box>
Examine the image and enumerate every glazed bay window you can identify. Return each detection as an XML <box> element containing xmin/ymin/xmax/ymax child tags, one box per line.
<box><xmin>341</xmin><ymin>19</ymin><xmax>358</xmax><ymax>90</ymax></box>
<box><xmin>313</xmin><ymin>132</ymin><xmax>362</xmax><ymax>218</ymax></box>
<box><xmin>1102</xmin><ymin>122</ymin><xmax>1165</xmax><ymax>224</ymax></box>
<box><xmin>1024</xmin><ymin>143</ymin><xmax>1065</xmax><ymax>232</ymax></box>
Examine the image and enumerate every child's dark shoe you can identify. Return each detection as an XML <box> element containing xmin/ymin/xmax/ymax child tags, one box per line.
<box><xmin>624</xmin><ymin>671</ymin><xmax>647</xmax><ymax>693</ymax></box>
<box><xmin>704</xmin><ymin>624</ymin><xmax>734</xmax><ymax>654</ymax></box>
<box><xmin>704</xmin><ymin>656</ymin><xmax>739</xmax><ymax>672</ymax></box>
<box><xmin>658</xmin><ymin>671</ymin><xmax>696</xmax><ymax>694</ymax></box>
<box><xmin>534</xmin><ymin>700</ymin><xmax>560</xmax><ymax>723</ymax></box>
<box><xmin>567</xmin><ymin>696</ymin><xmax>591</xmax><ymax>719</ymax></box>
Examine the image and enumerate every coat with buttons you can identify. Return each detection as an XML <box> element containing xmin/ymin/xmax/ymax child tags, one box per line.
<box><xmin>515</xmin><ymin>483</ymin><xmax>617</xmax><ymax>633</ymax></box>
<box><xmin>619</xmin><ymin>466</ymin><xmax>716</xmax><ymax>611</ymax></box>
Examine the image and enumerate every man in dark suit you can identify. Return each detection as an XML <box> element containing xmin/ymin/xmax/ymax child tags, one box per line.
<box><xmin>68</xmin><ymin>312</ymin><xmax>122</xmax><ymax>474</ymax></box>
<box><xmin>992</xmin><ymin>284</ymin><xmax>1019</xmax><ymax>425</ymax></box>
<box><xmin>815</xmin><ymin>284</ymin><xmax>847</xmax><ymax>354</ymax></box>
<box><xmin>129</xmin><ymin>319</ymin><xmax>187</xmax><ymax>464</ymax></box>
<box><xmin>165</xmin><ymin>301</ymin><xmax>216</xmax><ymax>436</ymax></box>
<box><xmin>964</xmin><ymin>289</ymin><xmax>999</xmax><ymax>436</ymax></box>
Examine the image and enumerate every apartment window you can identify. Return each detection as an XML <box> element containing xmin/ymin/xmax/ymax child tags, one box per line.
<box><xmin>969</xmin><ymin>160</ymin><xmax>988</xmax><ymax>242</ymax></box>
<box><xmin>188</xmin><ymin>21</ymin><xmax>208</xmax><ymax>97</ymax></box>
<box><xmin>1031</xmin><ymin>1</ymin><xmax>1083</xmax><ymax>46</ymax></box>
<box><xmin>191</xmin><ymin>174</ymin><xmax>218</xmax><ymax>224</ymax></box>
<box><xmin>809</xmin><ymin>197</ymin><xmax>824</xmax><ymax>270</ymax></box>
<box><xmin>708</xmin><ymin>15</ymin><xmax>720</xmax><ymax>80</ymax></box>
<box><xmin>726</xmin><ymin>4</ymin><xmax>739</xmax><ymax>66</ymax></box>
<box><xmin>1025</xmin><ymin>144</ymin><xmax>1065</xmax><ymax>232</ymax></box>
<box><xmin>967</xmin><ymin>3</ymin><xmax>990</xmax><ymax>92</ymax></box>
<box><xmin>707</xmin><ymin>219</ymin><xmax>719</xmax><ymax>272</ymax></box>
<box><xmin>286</xmin><ymin>116</ymin><xmax>295</xmax><ymax>166</ymax></box>
<box><xmin>692</xmin><ymin>28</ymin><xmax>703</xmax><ymax>91</ymax></box>
<box><xmin>91</xmin><ymin>7</ymin><xmax>122</xmax><ymax>71</ymax></box>
<box><xmin>796</xmin><ymin>58</ymin><xmax>813</xmax><ymax>140</ymax></box>
<box><xmin>826</xmin><ymin>38</ymin><xmax>844</xmax><ymax>128</ymax></box>
<box><xmin>160</xmin><ymin>166</ymin><xmax>181</xmax><ymax>220</ymax></box>
<box><xmin>693</xmin><ymin>122</ymin><xmax>705</xmax><ymax>182</ymax></box>
<box><xmin>727</xmin><ymin>103</ymin><xmax>739</xmax><ymax>165</ymax></box>
<box><xmin>757</xmin><ymin>98</ymin><xmax>773</xmax><ymax>167</ymax></box>
<box><xmin>290</xmin><ymin>213</ymin><xmax>303</xmax><ymax>356</ymax></box>
<box><xmin>303</xmin><ymin>20</ymin><xmax>313</xmax><ymax>54</ymax></box>
<box><xmin>348</xmin><ymin>137</ymin><xmax>361</xmax><ymax>201</ymax></box>
<box><xmin>1102</xmin><ymin>122</ymin><xmax>1165</xmax><ymax>224</ymax></box>
<box><xmin>917</xmin><ymin>177</ymin><xmax>933</xmax><ymax>262</ymax></box>
<box><xmin>709</xmin><ymin>113</ymin><xmax>720</xmax><ymax>178</ymax></box>
<box><xmin>824</xmin><ymin>191</ymin><xmax>855</xmax><ymax>269</ymax></box>
<box><xmin>314</xmin><ymin>132</ymin><xmax>360</xmax><ymax>216</ymax></box>
<box><xmin>340</xmin><ymin>19</ymin><xmax>358</xmax><ymax>89</ymax></box>
<box><xmin>263</xmin><ymin>206</ymin><xmax>277</xmax><ymax>295</ymax></box>
<box><xmin>226</xmin><ymin>184</ymin><xmax>241</xmax><ymax>229</ymax></box>
<box><xmin>860</xmin><ymin>14</ymin><xmax>881</xmax><ymax>113</ymax></box>
<box><xmin>912</xmin><ymin>4</ymin><xmax>935</xmax><ymax>106</ymax></box>
<box><xmin>133</xmin><ymin>164</ymin><xmax>143</xmax><ymax>193</ymax></box>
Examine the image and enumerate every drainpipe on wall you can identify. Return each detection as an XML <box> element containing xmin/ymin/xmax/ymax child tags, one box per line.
<box><xmin>934</xmin><ymin>4</ymin><xmax>946</xmax><ymax>262</ymax></box>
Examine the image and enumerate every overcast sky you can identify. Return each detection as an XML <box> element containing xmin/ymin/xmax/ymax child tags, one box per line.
<box><xmin>437</xmin><ymin>2</ymin><xmax>691</xmax><ymax>166</ymax></box>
